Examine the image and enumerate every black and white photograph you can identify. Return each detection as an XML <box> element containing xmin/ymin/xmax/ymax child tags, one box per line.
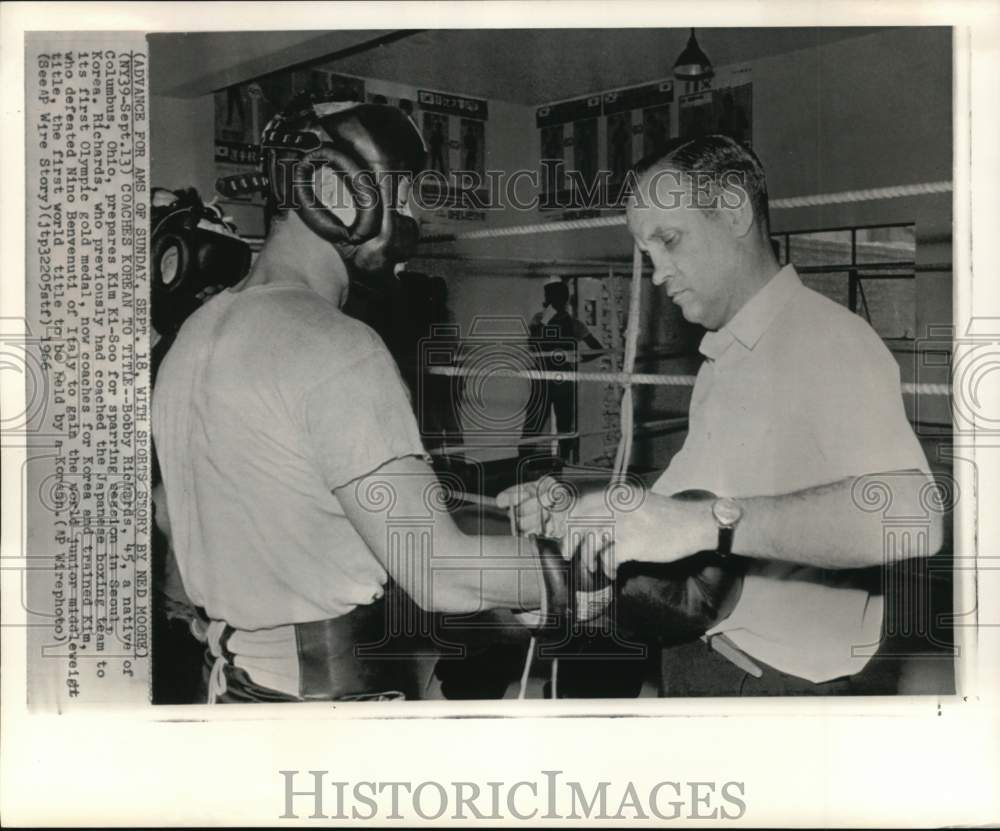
<box><xmin>146</xmin><ymin>25</ymin><xmax>956</xmax><ymax>706</ymax></box>
<box><xmin>3</xmin><ymin>4</ymin><xmax>999</xmax><ymax>828</ymax></box>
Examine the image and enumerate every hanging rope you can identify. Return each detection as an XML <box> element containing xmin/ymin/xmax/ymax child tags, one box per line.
<box><xmin>612</xmin><ymin>245</ymin><xmax>644</xmax><ymax>481</ymax></box>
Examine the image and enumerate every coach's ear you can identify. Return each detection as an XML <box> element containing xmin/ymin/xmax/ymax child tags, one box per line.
<box><xmin>718</xmin><ymin>172</ymin><xmax>754</xmax><ymax>239</ymax></box>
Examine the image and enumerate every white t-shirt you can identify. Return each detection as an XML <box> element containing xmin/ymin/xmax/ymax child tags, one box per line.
<box><xmin>652</xmin><ymin>266</ymin><xmax>931</xmax><ymax>682</ymax></box>
<box><xmin>153</xmin><ymin>284</ymin><xmax>427</xmax><ymax>630</ymax></box>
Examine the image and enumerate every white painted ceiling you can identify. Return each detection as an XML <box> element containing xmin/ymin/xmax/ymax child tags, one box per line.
<box><xmin>151</xmin><ymin>27</ymin><xmax>895</xmax><ymax>104</ymax></box>
<box><xmin>150</xmin><ymin>31</ymin><xmax>392</xmax><ymax>96</ymax></box>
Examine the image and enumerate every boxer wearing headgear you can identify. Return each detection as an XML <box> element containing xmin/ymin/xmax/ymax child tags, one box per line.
<box><xmin>154</xmin><ymin>96</ymin><xmax>549</xmax><ymax>703</ymax></box>
<box><xmin>217</xmin><ymin>93</ymin><xmax>426</xmax><ymax>288</ymax></box>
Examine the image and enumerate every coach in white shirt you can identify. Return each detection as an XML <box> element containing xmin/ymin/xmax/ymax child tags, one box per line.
<box><xmin>504</xmin><ymin>135</ymin><xmax>944</xmax><ymax>695</ymax></box>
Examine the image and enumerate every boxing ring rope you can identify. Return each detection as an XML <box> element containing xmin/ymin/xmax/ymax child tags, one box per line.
<box><xmin>413</xmin><ymin>254</ymin><xmax>953</xmax><ymax>277</ymax></box>
<box><xmin>411</xmin><ymin>252</ymin><xmax>640</xmax><ymax>270</ymax></box>
<box><xmin>418</xmin><ymin>180</ymin><xmax>953</xmax><ymax>244</ymax></box>
<box><xmin>426</xmin><ymin>364</ymin><xmax>951</xmax><ymax>397</ymax></box>
<box><xmin>428</xmin><ymin>366</ymin><xmax>695</xmax><ymax>385</ymax></box>
<box><xmin>402</xmin><ymin>345</ymin><xmax>692</xmax><ymax>365</ymax></box>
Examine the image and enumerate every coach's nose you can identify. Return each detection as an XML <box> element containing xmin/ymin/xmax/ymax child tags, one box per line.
<box><xmin>649</xmin><ymin>251</ymin><xmax>676</xmax><ymax>287</ymax></box>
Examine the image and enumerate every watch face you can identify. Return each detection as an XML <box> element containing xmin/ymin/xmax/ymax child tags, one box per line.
<box><xmin>713</xmin><ymin>498</ymin><xmax>743</xmax><ymax>527</ymax></box>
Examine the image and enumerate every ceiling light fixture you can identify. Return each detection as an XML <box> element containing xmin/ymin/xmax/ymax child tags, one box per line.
<box><xmin>673</xmin><ymin>28</ymin><xmax>714</xmax><ymax>81</ymax></box>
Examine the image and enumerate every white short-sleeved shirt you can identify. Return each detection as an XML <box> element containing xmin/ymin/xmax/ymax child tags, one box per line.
<box><xmin>651</xmin><ymin>266</ymin><xmax>930</xmax><ymax>682</ymax></box>
<box><xmin>152</xmin><ymin>284</ymin><xmax>427</xmax><ymax>630</ymax></box>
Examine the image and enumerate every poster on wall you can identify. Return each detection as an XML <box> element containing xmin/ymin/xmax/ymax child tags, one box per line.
<box><xmin>679</xmin><ymin>90</ymin><xmax>715</xmax><ymax>139</ymax></box>
<box><xmin>459</xmin><ymin>118</ymin><xmax>485</xmax><ymax>178</ymax></box>
<box><xmin>715</xmin><ymin>82</ymin><xmax>752</xmax><ymax>145</ymax></box>
<box><xmin>605</xmin><ymin>80</ymin><xmax>674</xmax><ymax>178</ymax></box>
<box><xmin>642</xmin><ymin>104</ymin><xmax>672</xmax><ymax>159</ymax></box>
<box><xmin>539</xmin><ymin>123</ymin><xmax>565</xmax><ymax>203</ymax></box>
<box><xmin>606</xmin><ymin>112</ymin><xmax>633</xmax><ymax>184</ymax></box>
<box><xmin>410</xmin><ymin>90</ymin><xmax>490</xmax><ymax>226</ymax></box>
<box><xmin>572</xmin><ymin>117</ymin><xmax>599</xmax><ymax>197</ymax></box>
<box><xmin>536</xmin><ymin>95</ymin><xmax>601</xmax><ymax>212</ymax></box>
<box><xmin>679</xmin><ymin>83</ymin><xmax>753</xmax><ymax>145</ymax></box>
<box><xmin>417</xmin><ymin>88</ymin><xmax>489</xmax><ymax>193</ymax></box>
<box><xmin>540</xmin><ymin>83</ymin><xmax>676</xmax><ymax>212</ymax></box>
<box><xmin>412</xmin><ymin>89</ymin><xmax>491</xmax><ymax>221</ymax></box>
<box><xmin>215</xmin><ymin>80</ymin><xmax>274</xmax><ymax>147</ymax></box>
<box><xmin>423</xmin><ymin>112</ymin><xmax>451</xmax><ymax>178</ymax></box>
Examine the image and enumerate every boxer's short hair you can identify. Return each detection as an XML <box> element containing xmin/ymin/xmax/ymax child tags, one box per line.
<box><xmin>634</xmin><ymin>134</ymin><xmax>771</xmax><ymax>234</ymax></box>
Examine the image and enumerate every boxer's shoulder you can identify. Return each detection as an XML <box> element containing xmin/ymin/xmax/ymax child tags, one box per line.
<box><xmin>226</xmin><ymin>285</ymin><xmax>369</xmax><ymax>344</ymax></box>
<box><xmin>210</xmin><ymin>286</ymin><xmax>386</xmax><ymax>382</ymax></box>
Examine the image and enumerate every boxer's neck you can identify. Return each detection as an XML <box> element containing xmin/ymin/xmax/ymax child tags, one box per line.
<box><xmin>237</xmin><ymin>212</ymin><xmax>349</xmax><ymax>307</ymax></box>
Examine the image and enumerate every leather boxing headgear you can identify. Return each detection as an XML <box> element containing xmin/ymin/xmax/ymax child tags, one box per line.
<box><xmin>151</xmin><ymin>188</ymin><xmax>252</xmax><ymax>335</ymax></box>
<box><xmin>217</xmin><ymin>94</ymin><xmax>427</xmax><ymax>276</ymax></box>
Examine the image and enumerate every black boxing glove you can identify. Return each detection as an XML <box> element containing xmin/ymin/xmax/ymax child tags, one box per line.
<box><xmin>615</xmin><ymin>490</ymin><xmax>745</xmax><ymax>646</ymax></box>
<box><xmin>512</xmin><ymin>535</ymin><xmax>567</xmax><ymax>638</ymax></box>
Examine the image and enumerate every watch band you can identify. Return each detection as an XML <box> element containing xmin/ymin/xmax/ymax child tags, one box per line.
<box><xmin>711</xmin><ymin>497</ymin><xmax>743</xmax><ymax>559</ymax></box>
<box><xmin>717</xmin><ymin>525</ymin><xmax>735</xmax><ymax>558</ymax></box>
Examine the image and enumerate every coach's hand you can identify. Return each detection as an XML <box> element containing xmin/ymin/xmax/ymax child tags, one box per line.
<box><xmin>499</xmin><ymin>478</ymin><xmax>717</xmax><ymax>578</ymax></box>
<box><xmin>581</xmin><ymin>490</ymin><xmax>720</xmax><ymax>579</ymax></box>
<box><xmin>496</xmin><ymin>475</ymin><xmax>568</xmax><ymax>538</ymax></box>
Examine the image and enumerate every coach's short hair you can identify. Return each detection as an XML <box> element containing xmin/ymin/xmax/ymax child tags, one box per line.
<box><xmin>634</xmin><ymin>134</ymin><xmax>771</xmax><ymax>234</ymax></box>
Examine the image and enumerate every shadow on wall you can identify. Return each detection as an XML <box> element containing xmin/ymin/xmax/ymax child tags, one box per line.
<box><xmin>343</xmin><ymin>270</ymin><xmax>462</xmax><ymax>445</ymax></box>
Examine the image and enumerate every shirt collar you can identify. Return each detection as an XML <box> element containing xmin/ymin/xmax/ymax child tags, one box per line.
<box><xmin>699</xmin><ymin>265</ymin><xmax>801</xmax><ymax>360</ymax></box>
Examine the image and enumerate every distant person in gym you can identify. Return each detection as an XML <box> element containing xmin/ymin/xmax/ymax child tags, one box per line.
<box><xmin>519</xmin><ymin>277</ymin><xmax>603</xmax><ymax>464</ymax></box>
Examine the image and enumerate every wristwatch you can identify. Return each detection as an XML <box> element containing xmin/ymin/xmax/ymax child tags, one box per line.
<box><xmin>711</xmin><ymin>497</ymin><xmax>744</xmax><ymax>558</ymax></box>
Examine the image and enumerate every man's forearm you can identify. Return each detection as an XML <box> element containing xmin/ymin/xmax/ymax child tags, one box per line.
<box><xmin>632</xmin><ymin>471</ymin><xmax>944</xmax><ymax>570</ymax></box>
<box><xmin>338</xmin><ymin>457</ymin><xmax>545</xmax><ymax>616</ymax></box>
<box><xmin>737</xmin><ymin>472</ymin><xmax>943</xmax><ymax>568</ymax></box>
<box><xmin>426</xmin><ymin>532</ymin><xmax>543</xmax><ymax>614</ymax></box>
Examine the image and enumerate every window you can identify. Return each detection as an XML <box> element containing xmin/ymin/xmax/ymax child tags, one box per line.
<box><xmin>772</xmin><ymin>224</ymin><xmax>917</xmax><ymax>340</ymax></box>
<box><xmin>788</xmin><ymin>229</ymin><xmax>852</xmax><ymax>268</ymax></box>
<box><xmin>856</xmin><ymin>225</ymin><xmax>916</xmax><ymax>264</ymax></box>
